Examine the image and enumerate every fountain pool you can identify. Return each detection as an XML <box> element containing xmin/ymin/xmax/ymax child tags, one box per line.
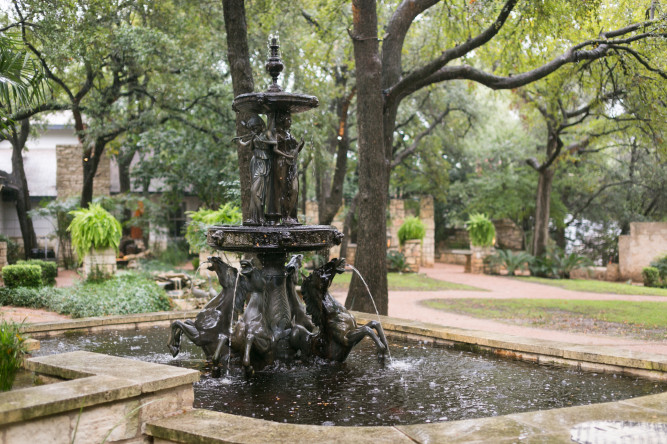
<box><xmin>34</xmin><ymin>325</ymin><xmax>667</xmax><ymax>427</ymax></box>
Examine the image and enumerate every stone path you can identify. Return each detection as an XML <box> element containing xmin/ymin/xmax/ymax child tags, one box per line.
<box><xmin>335</xmin><ymin>263</ymin><xmax>667</xmax><ymax>356</ymax></box>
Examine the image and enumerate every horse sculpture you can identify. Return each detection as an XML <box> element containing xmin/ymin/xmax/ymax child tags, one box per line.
<box><xmin>167</xmin><ymin>257</ymin><xmax>246</xmax><ymax>363</ymax></box>
<box><xmin>295</xmin><ymin>258</ymin><xmax>389</xmax><ymax>362</ymax></box>
<box><xmin>231</xmin><ymin>260</ymin><xmax>275</xmax><ymax>376</ymax></box>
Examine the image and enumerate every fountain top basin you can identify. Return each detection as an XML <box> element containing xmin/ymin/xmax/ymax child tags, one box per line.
<box><xmin>207</xmin><ymin>224</ymin><xmax>342</xmax><ymax>253</ymax></box>
<box><xmin>232</xmin><ymin>91</ymin><xmax>319</xmax><ymax>115</ymax></box>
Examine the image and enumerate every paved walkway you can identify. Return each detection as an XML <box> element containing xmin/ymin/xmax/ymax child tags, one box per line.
<box><xmin>335</xmin><ymin>263</ymin><xmax>667</xmax><ymax>356</ymax></box>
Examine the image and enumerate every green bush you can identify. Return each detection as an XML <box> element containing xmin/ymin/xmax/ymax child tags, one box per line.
<box><xmin>466</xmin><ymin>213</ymin><xmax>496</xmax><ymax>247</ymax></box>
<box><xmin>0</xmin><ymin>272</ymin><xmax>171</xmax><ymax>318</ymax></box>
<box><xmin>16</xmin><ymin>259</ymin><xmax>57</xmax><ymax>285</ymax></box>
<box><xmin>642</xmin><ymin>267</ymin><xmax>661</xmax><ymax>288</ymax></box>
<box><xmin>0</xmin><ymin>235</ymin><xmax>20</xmax><ymax>264</ymax></box>
<box><xmin>397</xmin><ymin>216</ymin><xmax>426</xmax><ymax>246</ymax></box>
<box><xmin>486</xmin><ymin>249</ymin><xmax>533</xmax><ymax>276</ymax></box>
<box><xmin>387</xmin><ymin>250</ymin><xmax>411</xmax><ymax>273</ymax></box>
<box><xmin>649</xmin><ymin>254</ymin><xmax>667</xmax><ymax>283</ymax></box>
<box><xmin>2</xmin><ymin>264</ymin><xmax>42</xmax><ymax>288</ymax></box>
<box><xmin>156</xmin><ymin>240</ymin><xmax>190</xmax><ymax>266</ymax></box>
<box><xmin>0</xmin><ymin>320</ymin><xmax>29</xmax><ymax>391</ymax></box>
<box><xmin>528</xmin><ymin>248</ymin><xmax>592</xmax><ymax>279</ymax></box>
<box><xmin>185</xmin><ymin>203</ymin><xmax>242</xmax><ymax>253</ymax></box>
<box><xmin>68</xmin><ymin>203</ymin><xmax>122</xmax><ymax>263</ymax></box>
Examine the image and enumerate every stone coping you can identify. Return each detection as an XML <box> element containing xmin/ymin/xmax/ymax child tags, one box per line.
<box><xmin>0</xmin><ymin>351</ymin><xmax>199</xmax><ymax>427</ymax></box>
<box><xmin>21</xmin><ymin>310</ymin><xmax>667</xmax><ymax>376</ymax></box>
<box><xmin>146</xmin><ymin>392</ymin><xmax>667</xmax><ymax>443</ymax></box>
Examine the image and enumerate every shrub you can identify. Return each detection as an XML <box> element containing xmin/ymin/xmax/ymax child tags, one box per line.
<box><xmin>466</xmin><ymin>213</ymin><xmax>496</xmax><ymax>247</ymax></box>
<box><xmin>0</xmin><ymin>320</ymin><xmax>29</xmax><ymax>391</ymax></box>
<box><xmin>387</xmin><ymin>250</ymin><xmax>411</xmax><ymax>273</ymax></box>
<box><xmin>0</xmin><ymin>234</ymin><xmax>20</xmax><ymax>264</ymax></box>
<box><xmin>528</xmin><ymin>248</ymin><xmax>592</xmax><ymax>279</ymax></box>
<box><xmin>486</xmin><ymin>250</ymin><xmax>533</xmax><ymax>276</ymax></box>
<box><xmin>649</xmin><ymin>254</ymin><xmax>667</xmax><ymax>283</ymax></box>
<box><xmin>185</xmin><ymin>204</ymin><xmax>242</xmax><ymax>253</ymax></box>
<box><xmin>642</xmin><ymin>267</ymin><xmax>661</xmax><ymax>288</ymax></box>
<box><xmin>0</xmin><ymin>272</ymin><xmax>171</xmax><ymax>318</ymax></box>
<box><xmin>397</xmin><ymin>216</ymin><xmax>426</xmax><ymax>246</ymax></box>
<box><xmin>156</xmin><ymin>240</ymin><xmax>190</xmax><ymax>266</ymax></box>
<box><xmin>16</xmin><ymin>259</ymin><xmax>57</xmax><ymax>285</ymax></box>
<box><xmin>2</xmin><ymin>264</ymin><xmax>42</xmax><ymax>288</ymax></box>
<box><xmin>68</xmin><ymin>203</ymin><xmax>122</xmax><ymax>263</ymax></box>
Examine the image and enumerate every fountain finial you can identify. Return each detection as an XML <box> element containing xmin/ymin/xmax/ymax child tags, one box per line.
<box><xmin>265</xmin><ymin>33</ymin><xmax>283</xmax><ymax>92</ymax></box>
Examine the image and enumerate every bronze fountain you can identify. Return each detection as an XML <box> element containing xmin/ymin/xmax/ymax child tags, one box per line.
<box><xmin>168</xmin><ymin>36</ymin><xmax>388</xmax><ymax>376</ymax></box>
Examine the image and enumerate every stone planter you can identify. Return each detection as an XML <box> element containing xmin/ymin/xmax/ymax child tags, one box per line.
<box><xmin>402</xmin><ymin>239</ymin><xmax>422</xmax><ymax>273</ymax></box>
<box><xmin>83</xmin><ymin>247</ymin><xmax>117</xmax><ymax>279</ymax></box>
<box><xmin>469</xmin><ymin>245</ymin><xmax>494</xmax><ymax>274</ymax></box>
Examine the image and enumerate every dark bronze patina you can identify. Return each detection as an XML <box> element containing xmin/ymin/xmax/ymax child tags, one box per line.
<box><xmin>169</xmin><ymin>37</ymin><xmax>384</xmax><ymax>376</ymax></box>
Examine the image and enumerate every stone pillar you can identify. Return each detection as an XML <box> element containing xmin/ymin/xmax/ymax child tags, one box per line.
<box><xmin>402</xmin><ymin>239</ymin><xmax>421</xmax><ymax>273</ymax></box>
<box><xmin>56</xmin><ymin>144</ymin><xmax>111</xmax><ymax>199</ymax></box>
<box><xmin>83</xmin><ymin>247</ymin><xmax>117</xmax><ymax>278</ymax></box>
<box><xmin>420</xmin><ymin>196</ymin><xmax>435</xmax><ymax>267</ymax></box>
<box><xmin>0</xmin><ymin>241</ymin><xmax>7</xmax><ymax>270</ymax></box>
<box><xmin>470</xmin><ymin>246</ymin><xmax>493</xmax><ymax>274</ymax></box>
<box><xmin>388</xmin><ymin>199</ymin><xmax>405</xmax><ymax>251</ymax></box>
<box><xmin>346</xmin><ymin>243</ymin><xmax>357</xmax><ymax>266</ymax></box>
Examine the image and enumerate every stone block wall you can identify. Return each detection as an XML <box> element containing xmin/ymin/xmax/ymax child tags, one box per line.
<box><xmin>618</xmin><ymin>222</ymin><xmax>667</xmax><ymax>282</ymax></box>
<box><xmin>388</xmin><ymin>199</ymin><xmax>405</xmax><ymax>251</ymax></box>
<box><xmin>494</xmin><ymin>219</ymin><xmax>524</xmax><ymax>251</ymax></box>
<box><xmin>0</xmin><ymin>241</ymin><xmax>6</xmax><ymax>270</ymax></box>
<box><xmin>56</xmin><ymin>144</ymin><xmax>111</xmax><ymax>199</ymax></box>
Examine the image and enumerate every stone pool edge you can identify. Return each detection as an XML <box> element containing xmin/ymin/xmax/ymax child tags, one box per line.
<box><xmin>6</xmin><ymin>310</ymin><xmax>667</xmax><ymax>443</ymax></box>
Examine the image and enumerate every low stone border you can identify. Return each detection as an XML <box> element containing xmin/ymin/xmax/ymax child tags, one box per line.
<box><xmin>0</xmin><ymin>351</ymin><xmax>198</xmax><ymax>443</ymax></box>
<box><xmin>8</xmin><ymin>310</ymin><xmax>667</xmax><ymax>443</ymax></box>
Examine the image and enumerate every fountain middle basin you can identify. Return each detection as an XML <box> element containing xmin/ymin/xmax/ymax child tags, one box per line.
<box><xmin>34</xmin><ymin>325</ymin><xmax>667</xmax><ymax>427</ymax></box>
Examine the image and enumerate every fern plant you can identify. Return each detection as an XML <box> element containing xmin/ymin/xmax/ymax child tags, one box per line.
<box><xmin>68</xmin><ymin>203</ymin><xmax>122</xmax><ymax>262</ymax></box>
<box><xmin>466</xmin><ymin>213</ymin><xmax>496</xmax><ymax>247</ymax></box>
<box><xmin>397</xmin><ymin>216</ymin><xmax>426</xmax><ymax>245</ymax></box>
<box><xmin>185</xmin><ymin>203</ymin><xmax>242</xmax><ymax>252</ymax></box>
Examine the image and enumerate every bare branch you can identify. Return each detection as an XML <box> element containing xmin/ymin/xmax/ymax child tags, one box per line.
<box><xmin>391</xmin><ymin>106</ymin><xmax>453</xmax><ymax>168</ymax></box>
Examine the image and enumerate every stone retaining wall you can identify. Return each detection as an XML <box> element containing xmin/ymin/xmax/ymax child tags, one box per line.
<box><xmin>619</xmin><ymin>222</ymin><xmax>667</xmax><ymax>282</ymax></box>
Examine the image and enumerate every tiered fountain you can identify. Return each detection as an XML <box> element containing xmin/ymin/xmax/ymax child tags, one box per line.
<box><xmin>167</xmin><ymin>36</ymin><xmax>388</xmax><ymax>376</ymax></box>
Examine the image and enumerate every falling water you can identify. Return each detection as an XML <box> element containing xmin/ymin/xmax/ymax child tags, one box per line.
<box><xmin>345</xmin><ymin>264</ymin><xmax>392</xmax><ymax>362</ymax></box>
<box><xmin>226</xmin><ymin>270</ymin><xmax>241</xmax><ymax>373</ymax></box>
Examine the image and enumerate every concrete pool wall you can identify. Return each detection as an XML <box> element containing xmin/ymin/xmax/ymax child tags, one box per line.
<box><xmin>1</xmin><ymin>310</ymin><xmax>666</xmax><ymax>443</ymax></box>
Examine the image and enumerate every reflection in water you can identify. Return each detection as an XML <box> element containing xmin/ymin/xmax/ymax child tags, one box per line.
<box><xmin>36</xmin><ymin>326</ymin><xmax>667</xmax><ymax>426</ymax></box>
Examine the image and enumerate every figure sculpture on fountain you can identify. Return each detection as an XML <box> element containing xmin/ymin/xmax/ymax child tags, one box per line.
<box><xmin>236</xmin><ymin>116</ymin><xmax>273</xmax><ymax>225</ymax></box>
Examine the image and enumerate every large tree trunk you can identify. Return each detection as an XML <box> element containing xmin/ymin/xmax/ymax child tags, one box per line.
<box><xmin>80</xmin><ymin>138</ymin><xmax>107</xmax><ymax>208</ymax></box>
<box><xmin>9</xmin><ymin>119</ymin><xmax>37</xmax><ymax>259</ymax></box>
<box><xmin>223</xmin><ymin>0</ymin><xmax>255</xmax><ymax>218</ymax></box>
<box><xmin>344</xmin><ymin>0</ymin><xmax>388</xmax><ymax>315</ymax></box>
<box><xmin>532</xmin><ymin>168</ymin><xmax>555</xmax><ymax>257</ymax></box>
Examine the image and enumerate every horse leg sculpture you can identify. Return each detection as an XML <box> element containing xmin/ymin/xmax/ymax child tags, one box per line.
<box><xmin>344</xmin><ymin>322</ymin><xmax>388</xmax><ymax>359</ymax></box>
<box><xmin>168</xmin><ymin>320</ymin><xmax>201</xmax><ymax>357</ymax></box>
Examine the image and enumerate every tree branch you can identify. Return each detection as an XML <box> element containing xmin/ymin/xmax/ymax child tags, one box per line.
<box><xmin>391</xmin><ymin>106</ymin><xmax>452</xmax><ymax>168</ymax></box>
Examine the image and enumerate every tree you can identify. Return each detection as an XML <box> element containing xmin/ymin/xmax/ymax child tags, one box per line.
<box><xmin>346</xmin><ymin>0</ymin><xmax>666</xmax><ymax>314</ymax></box>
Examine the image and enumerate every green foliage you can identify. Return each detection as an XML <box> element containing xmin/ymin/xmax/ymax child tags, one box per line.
<box><xmin>397</xmin><ymin>216</ymin><xmax>426</xmax><ymax>245</ymax></box>
<box><xmin>516</xmin><ymin>276</ymin><xmax>667</xmax><ymax>296</ymax></box>
<box><xmin>29</xmin><ymin>198</ymin><xmax>79</xmax><ymax>269</ymax></box>
<box><xmin>0</xmin><ymin>320</ymin><xmax>29</xmax><ymax>391</ymax></box>
<box><xmin>642</xmin><ymin>267</ymin><xmax>661</xmax><ymax>288</ymax></box>
<box><xmin>387</xmin><ymin>250</ymin><xmax>411</xmax><ymax>273</ymax></box>
<box><xmin>16</xmin><ymin>260</ymin><xmax>57</xmax><ymax>286</ymax></box>
<box><xmin>486</xmin><ymin>250</ymin><xmax>532</xmax><ymax>276</ymax></box>
<box><xmin>0</xmin><ymin>272</ymin><xmax>171</xmax><ymax>318</ymax></box>
<box><xmin>466</xmin><ymin>213</ymin><xmax>496</xmax><ymax>247</ymax></box>
<box><xmin>1</xmin><ymin>264</ymin><xmax>42</xmax><ymax>288</ymax></box>
<box><xmin>184</xmin><ymin>204</ymin><xmax>242</xmax><ymax>253</ymax></box>
<box><xmin>68</xmin><ymin>204</ymin><xmax>122</xmax><ymax>263</ymax></box>
<box><xmin>649</xmin><ymin>254</ymin><xmax>667</xmax><ymax>283</ymax></box>
<box><xmin>528</xmin><ymin>248</ymin><xmax>593</xmax><ymax>279</ymax></box>
<box><xmin>156</xmin><ymin>240</ymin><xmax>190</xmax><ymax>267</ymax></box>
<box><xmin>0</xmin><ymin>235</ymin><xmax>20</xmax><ymax>264</ymax></box>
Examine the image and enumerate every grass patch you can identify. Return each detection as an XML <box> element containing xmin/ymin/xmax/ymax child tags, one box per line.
<box><xmin>329</xmin><ymin>272</ymin><xmax>484</xmax><ymax>292</ymax></box>
<box><xmin>514</xmin><ymin>276</ymin><xmax>667</xmax><ymax>297</ymax></box>
<box><xmin>422</xmin><ymin>298</ymin><xmax>667</xmax><ymax>341</ymax></box>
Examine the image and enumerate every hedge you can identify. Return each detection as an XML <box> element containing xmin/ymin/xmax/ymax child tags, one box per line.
<box><xmin>2</xmin><ymin>264</ymin><xmax>42</xmax><ymax>288</ymax></box>
<box><xmin>16</xmin><ymin>260</ymin><xmax>58</xmax><ymax>286</ymax></box>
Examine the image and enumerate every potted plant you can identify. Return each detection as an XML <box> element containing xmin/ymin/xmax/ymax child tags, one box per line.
<box><xmin>397</xmin><ymin>216</ymin><xmax>426</xmax><ymax>272</ymax></box>
<box><xmin>68</xmin><ymin>203</ymin><xmax>122</xmax><ymax>279</ymax></box>
<box><xmin>184</xmin><ymin>204</ymin><xmax>242</xmax><ymax>275</ymax></box>
<box><xmin>466</xmin><ymin>213</ymin><xmax>496</xmax><ymax>274</ymax></box>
